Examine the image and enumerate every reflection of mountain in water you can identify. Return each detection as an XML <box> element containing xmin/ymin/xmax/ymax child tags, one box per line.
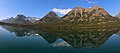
<box><xmin>1</xmin><ymin>25</ymin><xmax>119</xmax><ymax>48</ymax></box>
<box><xmin>51</xmin><ymin>38</ymin><xmax>71</xmax><ymax>47</ymax></box>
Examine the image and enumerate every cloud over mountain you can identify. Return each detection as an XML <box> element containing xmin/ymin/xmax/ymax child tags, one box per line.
<box><xmin>86</xmin><ymin>0</ymin><xmax>98</xmax><ymax>4</ymax></box>
<box><xmin>52</xmin><ymin>8</ymin><xmax>72</xmax><ymax>15</ymax></box>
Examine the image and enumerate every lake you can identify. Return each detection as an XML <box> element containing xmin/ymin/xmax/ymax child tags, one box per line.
<box><xmin>0</xmin><ymin>25</ymin><xmax>120</xmax><ymax>53</ymax></box>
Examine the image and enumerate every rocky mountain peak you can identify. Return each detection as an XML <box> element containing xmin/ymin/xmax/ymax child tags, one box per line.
<box><xmin>90</xmin><ymin>6</ymin><xmax>109</xmax><ymax>16</ymax></box>
<box><xmin>71</xmin><ymin>6</ymin><xmax>83</xmax><ymax>12</ymax></box>
<box><xmin>39</xmin><ymin>11</ymin><xmax>60</xmax><ymax>24</ymax></box>
<box><xmin>73</xmin><ymin>6</ymin><xmax>83</xmax><ymax>10</ymax></box>
<box><xmin>91</xmin><ymin>6</ymin><xmax>101</xmax><ymax>9</ymax></box>
<box><xmin>48</xmin><ymin>11</ymin><xmax>56</xmax><ymax>14</ymax></box>
<box><xmin>90</xmin><ymin>6</ymin><xmax>105</xmax><ymax>12</ymax></box>
<box><xmin>15</xmin><ymin>14</ymin><xmax>26</xmax><ymax>20</ymax></box>
<box><xmin>46</xmin><ymin>11</ymin><xmax>58</xmax><ymax>17</ymax></box>
<box><xmin>62</xmin><ymin>6</ymin><xmax>113</xmax><ymax>23</ymax></box>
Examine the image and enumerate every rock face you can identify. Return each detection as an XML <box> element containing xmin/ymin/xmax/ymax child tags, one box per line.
<box><xmin>39</xmin><ymin>11</ymin><xmax>60</xmax><ymax>24</ymax></box>
<box><xmin>61</xmin><ymin>6</ymin><xmax>114</xmax><ymax>24</ymax></box>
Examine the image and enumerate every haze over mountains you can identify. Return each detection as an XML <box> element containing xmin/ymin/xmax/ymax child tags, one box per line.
<box><xmin>0</xmin><ymin>6</ymin><xmax>120</xmax><ymax>25</ymax></box>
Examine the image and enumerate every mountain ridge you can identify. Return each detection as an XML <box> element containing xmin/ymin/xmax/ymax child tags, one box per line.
<box><xmin>61</xmin><ymin>6</ymin><xmax>114</xmax><ymax>24</ymax></box>
<box><xmin>0</xmin><ymin>6</ymin><xmax>119</xmax><ymax>25</ymax></box>
<box><xmin>39</xmin><ymin>11</ymin><xmax>60</xmax><ymax>24</ymax></box>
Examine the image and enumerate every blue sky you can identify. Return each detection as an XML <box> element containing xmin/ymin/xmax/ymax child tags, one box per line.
<box><xmin>0</xmin><ymin>0</ymin><xmax>120</xmax><ymax>19</ymax></box>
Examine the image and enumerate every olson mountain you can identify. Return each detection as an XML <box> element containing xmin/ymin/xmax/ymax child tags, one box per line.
<box><xmin>0</xmin><ymin>6</ymin><xmax>120</xmax><ymax>27</ymax></box>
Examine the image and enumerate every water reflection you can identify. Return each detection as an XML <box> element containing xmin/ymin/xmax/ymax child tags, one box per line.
<box><xmin>1</xmin><ymin>25</ymin><xmax>120</xmax><ymax>48</ymax></box>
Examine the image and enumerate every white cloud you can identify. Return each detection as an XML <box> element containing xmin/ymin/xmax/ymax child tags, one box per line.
<box><xmin>86</xmin><ymin>0</ymin><xmax>98</xmax><ymax>4</ymax></box>
<box><xmin>0</xmin><ymin>18</ymin><xmax>7</xmax><ymax>21</ymax></box>
<box><xmin>52</xmin><ymin>8</ymin><xmax>72</xmax><ymax>15</ymax></box>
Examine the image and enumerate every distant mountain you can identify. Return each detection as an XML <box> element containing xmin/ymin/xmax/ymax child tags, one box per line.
<box><xmin>116</xmin><ymin>12</ymin><xmax>120</xmax><ymax>18</ymax></box>
<box><xmin>39</xmin><ymin>11</ymin><xmax>60</xmax><ymax>24</ymax></box>
<box><xmin>14</xmin><ymin>15</ymin><xmax>32</xmax><ymax>24</ymax></box>
<box><xmin>1</xmin><ymin>17</ymin><xmax>15</xmax><ymax>23</ymax></box>
<box><xmin>60</xmin><ymin>6</ymin><xmax>114</xmax><ymax>24</ymax></box>
<box><xmin>1</xmin><ymin>14</ymin><xmax>39</xmax><ymax>24</ymax></box>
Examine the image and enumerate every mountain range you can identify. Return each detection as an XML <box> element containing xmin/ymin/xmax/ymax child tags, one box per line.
<box><xmin>0</xmin><ymin>6</ymin><xmax>120</xmax><ymax>25</ymax></box>
<box><xmin>1</xmin><ymin>14</ymin><xmax>39</xmax><ymax>24</ymax></box>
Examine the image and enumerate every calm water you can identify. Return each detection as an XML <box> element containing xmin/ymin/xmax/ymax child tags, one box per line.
<box><xmin>0</xmin><ymin>25</ymin><xmax>120</xmax><ymax>53</ymax></box>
